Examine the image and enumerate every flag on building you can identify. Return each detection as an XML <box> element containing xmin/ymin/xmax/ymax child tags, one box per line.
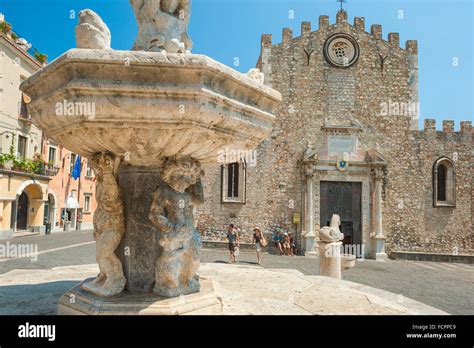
<box><xmin>72</xmin><ymin>155</ymin><xmax>81</xmax><ymax>181</ymax></box>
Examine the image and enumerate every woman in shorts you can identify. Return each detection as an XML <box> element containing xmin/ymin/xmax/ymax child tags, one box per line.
<box><xmin>227</xmin><ymin>224</ymin><xmax>239</xmax><ymax>263</ymax></box>
<box><xmin>283</xmin><ymin>233</ymin><xmax>292</xmax><ymax>256</ymax></box>
<box><xmin>253</xmin><ymin>227</ymin><xmax>264</xmax><ymax>265</ymax></box>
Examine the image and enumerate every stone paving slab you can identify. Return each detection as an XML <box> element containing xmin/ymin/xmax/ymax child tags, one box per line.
<box><xmin>0</xmin><ymin>262</ymin><xmax>449</xmax><ymax>315</ymax></box>
<box><xmin>199</xmin><ymin>263</ymin><xmax>447</xmax><ymax>315</ymax></box>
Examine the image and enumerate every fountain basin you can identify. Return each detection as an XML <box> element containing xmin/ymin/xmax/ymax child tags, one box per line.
<box><xmin>20</xmin><ymin>49</ymin><xmax>281</xmax><ymax>166</ymax></box>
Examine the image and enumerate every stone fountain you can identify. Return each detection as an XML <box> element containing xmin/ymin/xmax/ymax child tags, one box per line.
<box><xmin>21</xmin><ymin>1</ymin><xmax>281</xmax><ymax>315</ymax></box>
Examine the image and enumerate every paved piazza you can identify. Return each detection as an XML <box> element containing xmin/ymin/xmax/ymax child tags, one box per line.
<box><xmin>0</xmin><ymin>231</ymin><xmax>472</xmax><ymax>315</ymax></box>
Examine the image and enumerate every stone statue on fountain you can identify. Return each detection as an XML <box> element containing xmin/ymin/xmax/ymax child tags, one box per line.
<box><xmin>130</xmin><ymin>0</ymin><xmax>192</xmax><ymax>53</ymax></box>
<box><xmin>82</xmin><ymin>153</ymin><xmax>126</xmax><ymax>297</ymax></box>
<box><xmin>149</xmin><ymin>157</ymin><xmax>204</xmax><ymax>298</ymax></box>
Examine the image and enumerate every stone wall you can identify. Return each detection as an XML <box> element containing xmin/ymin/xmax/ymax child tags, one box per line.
<box><xmin>384</xmin><ymin>120</ymin><xmax>472</xmax><ymax>254</ymax></box>
<box><xmin>196</xmin><ymin>11</ymin><xmax>473</xmax><ymax>255</ymax></box>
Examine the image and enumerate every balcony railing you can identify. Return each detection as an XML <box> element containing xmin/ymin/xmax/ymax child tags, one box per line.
<box><xmin>40</xmin><ymin>163</ymin><xmax>60</xmax><ymax>176</ymax></box>
<box><xmin>0</xmin><ymin>162</ymin><xmax>60</xmax><ymax>177</ymax></box>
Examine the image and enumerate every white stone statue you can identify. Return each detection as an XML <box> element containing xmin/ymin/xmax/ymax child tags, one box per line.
<box><xmin>130</xmin><ymin>0</ymin><xmax>192</xmax><ymax>53</ymax></box>
<box><xmin>82</xmin><ymin>153</ymin><xmax>126</xmax><ymax>297</ymax></box>
<box><xmin>319</xmin><ymin>214</ymin><xmax>344</xmax><ymax>242</ymax></box>
<box><xmin>75</xmin><ymin>9</ymin><xmax>111</xmax><ymax>49</ymax></box>
<box><xmin>245</xmin><ymin>68</ymin><xmax>265</xmax><ymax>84</ymax></box>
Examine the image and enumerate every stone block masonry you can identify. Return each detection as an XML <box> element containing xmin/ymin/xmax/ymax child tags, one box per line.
<box><xmin>196</xmin><ymin>10</ymin><xmax>473</xmax><ymax>258</ymax></box>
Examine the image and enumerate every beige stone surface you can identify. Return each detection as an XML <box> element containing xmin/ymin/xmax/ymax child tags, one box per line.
<box><xmin>0</xmin><ymin>263</ymin><xmax>447</xmax><ymax>315</ymax></box>
<box><xmin>198</xmin><ymin>263</ymin><xmax>446</xmax><ymax>315</ymax></box>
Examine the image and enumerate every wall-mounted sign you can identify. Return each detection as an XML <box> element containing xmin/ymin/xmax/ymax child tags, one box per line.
<box><xmin>292</xmin><ymin>212</ymin><xmax>301</xmax><ymax>224</ymax></box>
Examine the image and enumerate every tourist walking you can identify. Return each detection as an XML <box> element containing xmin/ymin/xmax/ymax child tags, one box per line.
<box><xmin>226</xmin><ymin>224</ymin><xmax>239</xmax><ymax>263</ymax></box>
<box><xmin>253</xmin><ymin>227</ymin><xmax>266</xmax><ymax>265</ymax></box>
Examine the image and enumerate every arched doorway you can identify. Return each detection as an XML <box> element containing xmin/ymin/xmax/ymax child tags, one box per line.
<box><xmin>17</xmin><ymin>192</ymin><xmax>28</xmax><ymax>230</ymax></box>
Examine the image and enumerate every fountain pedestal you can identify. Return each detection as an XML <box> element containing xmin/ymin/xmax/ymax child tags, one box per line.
<box><xmin>116</xmin><ymin>166</ymin><xmax>163</xmax><ymax>293</ymax></box>
<box><xmin>57</xmin><ymin>278</ymin><xmax>221</xmax><ymax>315</ymax></box>
<box><xmin>318</xmin><ymin>241</ymin><xmax>343</xmax><ymax>280</ymax></box>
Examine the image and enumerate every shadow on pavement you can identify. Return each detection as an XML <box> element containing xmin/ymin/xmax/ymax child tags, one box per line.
<box><xmin>0</xmin><ymin>281</ymin><xmax>79</xmax><ymax>315</ymax></box>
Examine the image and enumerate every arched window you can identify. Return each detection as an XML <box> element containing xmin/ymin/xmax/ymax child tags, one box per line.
<box><xmin>433</xmin><ymin>157</ymin><xmax>456</xmax><ymax>207</ymax></box>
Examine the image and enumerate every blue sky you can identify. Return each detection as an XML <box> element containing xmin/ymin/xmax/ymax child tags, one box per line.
<box><xmin>1</xmin><ymin>0</ymin><xmax>472</xmax><ymax>128</ymax></box>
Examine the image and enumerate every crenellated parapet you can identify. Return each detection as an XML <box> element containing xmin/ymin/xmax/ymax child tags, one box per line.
<box><xmin>354</xmin><ymin>17</ymin><xmax>365</xmax><ymax>31</ymax></box>
<box><xmin>370</xmin><ymin>24</ymin><xmax>382</xmax><ymax>40</ymax></box>
<box><xmin>406</xmin><ymin>40</ymin><xmax>418</xmax><ymax>55</ymax></box>
<box><xmin>282</xmin><ymin>27</ymin><xmax>293</xmax><ymax>44</ymax></box>
<box><xmin>301</xmin><ymin>21</ymin><xmax>311</xmax><ymax>36</ymax></box>
<box><xmin>258</xmin><ymin>33</ymin><xmax>273</xmax><ymax>87</ymax></box>
<box><xmin>420</xmin><ymin>119</ymin><xmax>472</xmax><ymax>141</ymax></box>
<box><xmin>257</xmin><ymin>9</ymin><xmax>421</xmax><ymax>129</ymax></box>
<box><xmin>319</xmin><ymin>15</ymin><xmax>330</xmax><ymax>29</ymax></box>
<box><xmin>259</xmin><ymin>10</ymin><xmax>418</xmax><ymax>54</ymax></box>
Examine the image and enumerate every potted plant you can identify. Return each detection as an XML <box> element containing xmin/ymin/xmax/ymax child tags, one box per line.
<box><xmin>0</xmin><ymin>153</ymin><xmax>9</xmax><ymax>169</ymax></box>
<box><xmin>34</xmin><ymin>49</ymin><xmax>47</xmax><ymax>65</ymax></box>
<box><xmin>12</xmin><ymin>157</ymin><xmax>23</xmax><ymax>172</ymax></box>
<box><xmin>32</xmin><ymin>153</ymin><xmax>47</xmax><ymax>174</ymax></box>
<box><xmin>3</xmin><ymin>137</ymin><xmax>16</xmax><ymax>170</ymax></box>
<box><xmin>0</xmin><ymin>153</ymin><xmax>14</xmax><ymax>170</ymax></box>
<box><xmin>0</xmin><ymin>21</ymin><xmax>12</xmax><ymax>35</ymax></box>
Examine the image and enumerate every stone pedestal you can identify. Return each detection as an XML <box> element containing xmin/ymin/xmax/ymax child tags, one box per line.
<box><xmin>117</xmin><ymin>163</ymin><xmax>203</xmax><ymax>297</ymax></box>
<box><xmin>58</xmin><ymin>278</ymin><xmax>221</xmax><ymax>315</ymax></box>
<box><xmin>117</xmin><ymin>166</ymin><xmax>165</xmax><ymax>293</ymax></box>
<box><xmin>318</xmin><ymin>241</ymin><xmax>342</xmax><ymax>279</ymax></box>
<box><xmin>372</xmin><ymin>235</ymin><xmax>388</xmax><ymax>261</ymax></box>
<box><xmin>303</xmin><ymin>235</ymin><xmax>318</xmax><ymax>257</ymax></box>
<box><xmin>371</xmin><ymin>168</ymin><xmax>387</xmax><ymax>261</ymax></box>
<box><xmin>303</xmin><ymin>162</ymin><xmax>317</xmax><ymax>256</ymax></box>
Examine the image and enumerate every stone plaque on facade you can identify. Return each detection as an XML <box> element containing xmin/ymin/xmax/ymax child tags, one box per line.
<box><xmin>328</xmin><ymin>136</ymin><xmax>356</xmax><ymax>156</ymax></box>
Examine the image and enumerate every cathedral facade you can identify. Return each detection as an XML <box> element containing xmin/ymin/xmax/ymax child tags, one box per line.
<box><xmin>196</xmin><ymin>10</ymin><xmax>473</xmax><ymax>259</ymax></box>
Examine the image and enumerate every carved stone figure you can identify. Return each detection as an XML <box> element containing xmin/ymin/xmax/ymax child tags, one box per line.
<box><xmin>149</xmin><ymin>157</ymin><xmax>204</xmax><ymax>298</ymax></box>
<box><xmin>130</xmin><ymin>0</ymin><xmax>192</xmax><ymax>53</ymax></box>
<box><xmin>82</xmin><ymin>153</ymin><xmax>126</xmax><ymax>297</ymax></box>
<box><xmin>245</xmin><ymin>68</ymin><xmax>265</xmax><ymax>84</ymax></box>
<box><xmin>304</xmin><ymin>141</ymin><xmax>318</xmax><ymax>160</ymax></box>
<box><xmin>319</xmin><ymin>214</ymin><xmax>344</xmax><ymax>242</ymax></box>
<box><xmin>75</xmin><ymin>9</ymin><xmax>111</xmax><ymax>49</ymax></box>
